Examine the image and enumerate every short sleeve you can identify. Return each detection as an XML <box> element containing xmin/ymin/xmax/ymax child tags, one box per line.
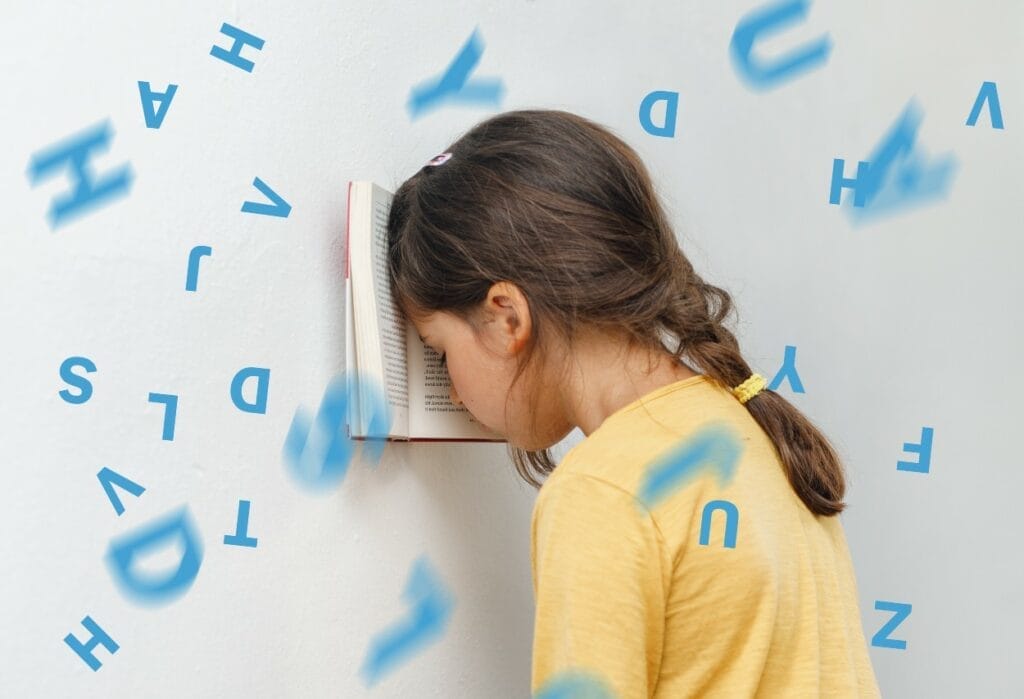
<box><xmin>530</xmin><ymin>473</ymin><xmax>667</xmax><ymax>698</ymax></box>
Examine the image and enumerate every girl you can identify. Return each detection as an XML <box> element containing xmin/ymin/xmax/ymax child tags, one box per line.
<box><xmin>385</xmin><ymin>109</ymin><xmax>881</xmax><ymax>698</ymax></box>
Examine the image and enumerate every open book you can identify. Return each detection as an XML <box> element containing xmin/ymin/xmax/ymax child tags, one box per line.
<box><xmin>344</xmin><ymin>181</ymin><xmax>507</xmax><ymax>443</ymax></box>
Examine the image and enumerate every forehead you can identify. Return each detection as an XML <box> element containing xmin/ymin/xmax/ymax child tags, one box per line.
<box><xmin>408</xmin><ymin>308</ymin><xmax>442</xmax><ymax>335</ymax></box>
<box><xmin>400</xmin><ymin>300</ymin><xmax>429</xmax><ymax>325</ymax></box>
<box><xmin>410</xmin><ymin>309</ymin><xmax>465</xmax><ymax>339</ymax></box>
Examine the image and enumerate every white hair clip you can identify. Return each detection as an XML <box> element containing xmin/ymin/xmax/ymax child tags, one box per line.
<box><xmin>425</xmin><ymin>152</ymin><xmax>453</xmax><ymax>167</ymax></box>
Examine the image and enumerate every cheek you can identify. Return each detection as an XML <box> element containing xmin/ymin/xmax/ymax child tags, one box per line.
<box><xmin>448</xmin><ymin>359</ymin><xmax>498</xmax><ymax>416</ymax></box>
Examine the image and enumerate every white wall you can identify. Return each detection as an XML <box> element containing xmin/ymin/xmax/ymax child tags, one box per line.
<box><xmin>2</xmin><ymin>1</ymin><xmax>1021</xmax><ymax>697</ymax></box>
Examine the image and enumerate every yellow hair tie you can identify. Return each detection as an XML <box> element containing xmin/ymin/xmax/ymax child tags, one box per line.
<box><xmin>732</xmin><ymin>373</ymin><xmax>767</xmax><ymax>404</ymax></box>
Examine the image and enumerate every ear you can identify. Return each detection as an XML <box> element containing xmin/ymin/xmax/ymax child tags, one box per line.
<box><xmin>484</xmin><ymin>281</ymin><xmax>532</xmax><ymax>355</ymax></box>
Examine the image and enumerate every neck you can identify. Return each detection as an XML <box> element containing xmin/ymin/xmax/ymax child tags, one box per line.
<box><xmin>558</xmin><ymin>332</ymin><xmax>699</xmax><ymax>436</ymax></box>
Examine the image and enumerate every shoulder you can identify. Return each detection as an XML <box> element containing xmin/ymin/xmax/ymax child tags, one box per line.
<box><xmin>529</xmin><ymin>471</ymin><xmax>672</xmax><ymax>601</ymax></box>
<box><xmin>536</xmin><ymin>471</ymin><xmax>646</xmax><ymax>511</ymax></box>
<box><xmin>531</xmin><ymin>471</ymin><xmax>664</xmax><ymax>544</ymax></box>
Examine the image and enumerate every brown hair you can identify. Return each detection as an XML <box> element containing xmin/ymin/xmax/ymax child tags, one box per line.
<box><xmin>385</xmin><ymin>109</ymin><xmax>846</xmax><ymax>516</ymax></box>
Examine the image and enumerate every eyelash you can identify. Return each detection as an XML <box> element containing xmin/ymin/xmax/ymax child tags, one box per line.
<box><xmin>439</xmin><ymin>353</ymin><xmax>447</xmax><ymax>366</ymax></box>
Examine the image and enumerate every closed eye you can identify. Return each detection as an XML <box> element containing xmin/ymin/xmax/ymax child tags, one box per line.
<box><xmin>439</xmin><ymin>353</ymin><xmax>447</xmax><ymax>367</ymax></box>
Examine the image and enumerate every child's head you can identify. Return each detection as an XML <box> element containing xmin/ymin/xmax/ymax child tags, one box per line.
<box><xmin>396</xmin><ymin>277</ymin><xmax>582</xmax><ymax>450</ymax></box>
<box><xmin>386</xmin><ymin>109</ymin><xmax>848</xmax><ymax>516</ymax></box>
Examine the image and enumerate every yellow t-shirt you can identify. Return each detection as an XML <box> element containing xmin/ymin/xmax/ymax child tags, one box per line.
<box><xmin>530</xmin><ymin>373</ymin><xmax>881</xmax><ymax>698</ymax></box>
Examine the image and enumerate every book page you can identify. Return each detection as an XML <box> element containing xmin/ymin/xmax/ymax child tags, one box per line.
<box><xmin>370</xmin><ymin>186</ymin><xmax>409</xmax><ymax>412</ymax></box>
<box><xmin>350</xmin><ymin>182</ymin><xmax>408</xmax><ymax>438</ymax></box>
